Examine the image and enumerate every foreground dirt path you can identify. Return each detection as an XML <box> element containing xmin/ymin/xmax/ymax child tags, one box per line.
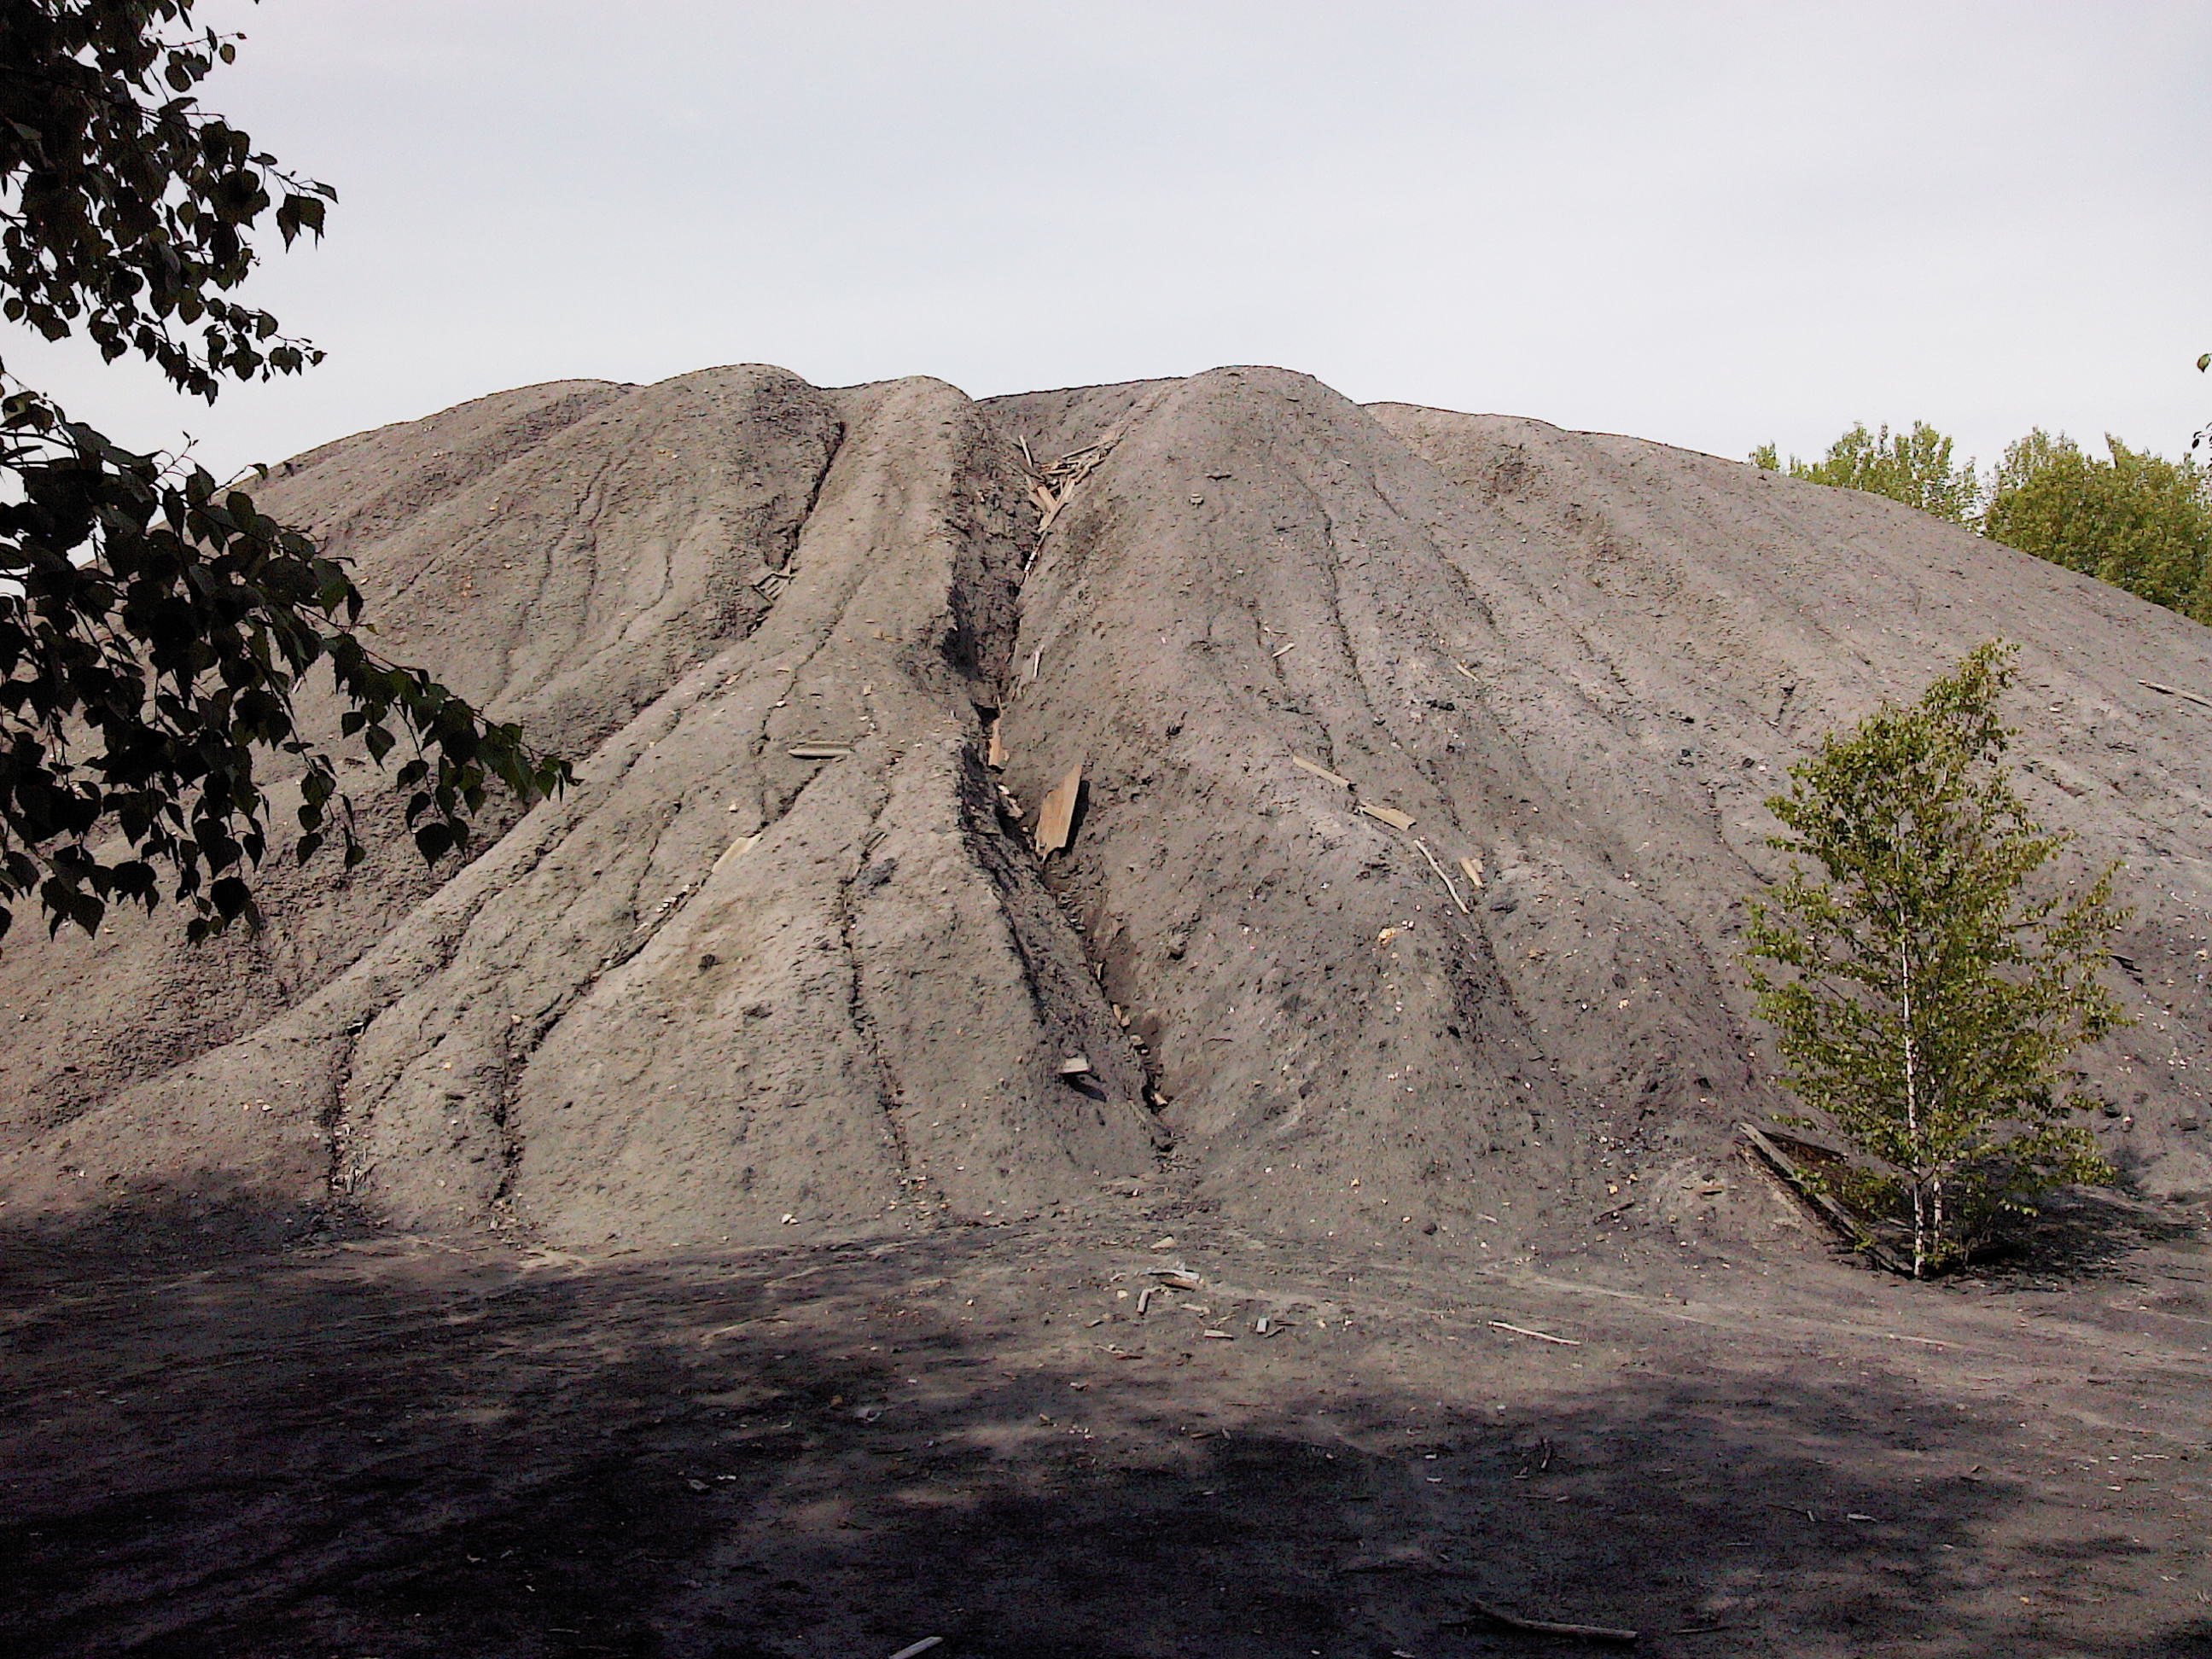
<box><xmin>3</xmin><ymin>1214</ymin><xmax>2207</xmax><ymax>1658</ymax></box>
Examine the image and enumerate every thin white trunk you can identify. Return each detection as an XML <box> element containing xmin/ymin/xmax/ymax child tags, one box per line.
<box><xmin>1931</xmin><ymin>1176</ymin><xmax>1947</xmax><ymax>1272</ymax></box>
<box><xmin>1901</xmin><ymin>925</ymin><xmax>1929</xmax><ymax>1277</ymax></box>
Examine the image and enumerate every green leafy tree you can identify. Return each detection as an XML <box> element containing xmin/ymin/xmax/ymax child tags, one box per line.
<box><xmin>1743</xmin><ymin>643</ymin><xmax>2129</xmax><ymax>1277</ymax></box>
<box><xmin>1982</xmin><ymin>429</ymin><xmax>2212</xmax><ymax>622</ymax></box>
<box><xmin>1751</xmin><ymin>421</ymin><xmax>1981</xmax><ymax>524</ymax></box>
<box><xmin>2193</xmin><ymin>350</ymin><xmax>2209</xmax><ymax>457</ymax></box>
<box><xmin>2</xmin><ymin>0</ymin><xmax>568</xmax><ymax>944</ymax></box>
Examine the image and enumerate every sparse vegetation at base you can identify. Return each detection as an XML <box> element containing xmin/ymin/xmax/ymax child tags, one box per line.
<box><xmin>1743</xmin><ymin>643</ymin><xmax>2131</xmax><ymax>1277</ymax></box>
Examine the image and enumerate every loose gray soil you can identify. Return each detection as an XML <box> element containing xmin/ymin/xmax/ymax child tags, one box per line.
<box><xmin>3</xmin><ymin>365</ymin><xmax>2209</xmax><ymax>1654</ymax></box>
<box><xmin>3</xmin><ymin>1203</ymin><xmax>2208</xmax><ymax>1657</ymax></box>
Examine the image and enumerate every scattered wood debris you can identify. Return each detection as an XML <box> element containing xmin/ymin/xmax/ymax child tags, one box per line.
<box><xmin>1414</xmin><ymin>838</ymin><xmax>1470</xmax><ymax>914</ymax></box>
<box><xmin>1488</xmin><ymin>1320</ymin><xmax>1580</xmax><ymax>1347</ymax></box>
<box><xmin>1358</xmin><ymin>800</ymin><xmax>1417</xmax><ymax>832</ymax></box>
<box><xmin>1338</xmin><ymin>1545</ymin><xmax>1441</xmax><ymax>1575</ymax></box>
<box><xmin>1288</xmin><ymin>760</ymin><xmax>1458</xmax><ymax>900</ymax></box>
<box><xmin>712</xmin><ymin>832</ymin><xmax>760</xmax><ymax>874</ymax></box>
<box><xmin>1460</xmin><ymin>854</ymin><xmax>1484</xmax><ymax>889</ymax></box>
<box><xmin>1291</xmin><ymin>754</ymin><xmax>1352</xmax><ymax>789</ymax></box>
<box><xmin>1057</xmin><ymin>1054</ymin><xmax>1092</xmax><ymax>1078</ymax></box>
<box><xmin>1738</xmin><ymin>1122</ymin><xmax>1912</xmax><ymax>1275</ymax></box>
<box><xmin>1035</xmin><ymin>762</ymin><xmax>1084</xmax><ymax>855</ymax></box>
<box><xmin>986</xmin><ymin>717</ymin><xmax>1006</xmax><ymax>769</ymax></box>
<box><xmin>786</xmin><ymin>742</ymin><xmax>853</xmax><ymax>760</ymax></box>
<box><xmin>1458</xmin><ymin>1598</ymin><xmax>1637</xmax><ymax>1644</ymax></box>
<box><xmin>2141</xmin><ymin>678</ymin><xmax>2212</xmax><ymax>711</ymax></box>
<box><xmin>888</xmin><ymin>1639</ymin><xmax>945</xmax><ymax>1659</ymax></box>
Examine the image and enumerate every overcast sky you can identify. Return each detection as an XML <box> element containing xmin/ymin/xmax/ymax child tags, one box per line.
<box><xmin>10</xmin><ymin>1</ymin><xmax>2210</xmax><ymax>478</ymax></box>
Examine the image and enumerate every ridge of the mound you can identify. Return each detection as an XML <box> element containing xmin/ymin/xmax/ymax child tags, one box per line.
<box><xmin>3</xmin><ymin>364</ymin><xmax>2208</xmax><ymax>1258</ymax></box>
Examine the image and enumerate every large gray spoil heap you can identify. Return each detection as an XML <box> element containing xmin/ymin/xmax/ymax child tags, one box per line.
<box><xmin>3</xmin><ymin>365</ymin><xmax>2207</xmax><ymax>1256</ymax></box>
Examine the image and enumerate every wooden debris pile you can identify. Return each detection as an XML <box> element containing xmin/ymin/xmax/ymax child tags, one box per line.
<box><xmin>1016</xmin><ymin>437</ymin><xmax>1115</xmax><ymax>544</ymax></box>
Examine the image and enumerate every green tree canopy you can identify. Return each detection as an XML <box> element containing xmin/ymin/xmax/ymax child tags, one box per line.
<box><xmin>1751</xmin><ymin>421</ymin><xmax>1980</xmax><ymax>524</ymax></box>
<box><xmin>2</xmin><ymin>0</ymin><xmax>568</xmax><ymax>944</ymax></box>
<box><xmin>1743</xmin><ymin>643</ymin><xmax>2128</xmax><ymax>1276</ymax></box>
<box><xmin>1981</xmin><ymin>430</ymin><xmax>2212</xmax><ymax>623</ymax></box>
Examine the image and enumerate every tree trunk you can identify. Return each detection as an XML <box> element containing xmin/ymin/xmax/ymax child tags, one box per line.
<box><xmin>1901</xmin><ymin>929</ymin><xmax>1929</xmax><ymax>1276</ymax></box>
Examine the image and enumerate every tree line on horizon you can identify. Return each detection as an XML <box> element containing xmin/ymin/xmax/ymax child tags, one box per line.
<box><xmin>1752</xmin><ymin>422</ymin><xmax>2212</xmax><ymax>626</ymax></box>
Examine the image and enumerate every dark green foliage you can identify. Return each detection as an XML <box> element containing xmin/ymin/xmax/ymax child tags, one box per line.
<box><xmin>1760</xmin><ymin>414</ymin><xmax>2212</xmax><ymax>626</ymax></box>
<box><xmin>1743</xmin><ymin>643</ymin><xmax>2128</xmax><ymax>1277</ymax></box>
<box><xmin>1982</xmin><ymin>430</ymin><xmax>2212</xmax><ymax>623</ymax></box>
<box><xmin>1</xmin><ymin>2</ymin><xmax>570</xmax><ymax>943</ymax></box>
<box><xmin>0</xmin><ymin>0</ymin><xmax>330</xmax><ymax>395</ymax></box>
<box><xmin>1751</xmin><ymin>422</ymin><xmax>1980</xmax><ymax>525</ymax></box>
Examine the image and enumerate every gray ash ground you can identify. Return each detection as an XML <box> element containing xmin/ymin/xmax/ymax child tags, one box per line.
<box><xmin>3</xmin><ymin>1192</ymin><xmax>2207</xmax><ymax>1658</ymax></box>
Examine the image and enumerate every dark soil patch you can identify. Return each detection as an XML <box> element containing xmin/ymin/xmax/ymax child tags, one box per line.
<box><xmin>3</xmin><ymin>1199</ymin><xmax>2206</xmax><ymax>1658</ymax></box>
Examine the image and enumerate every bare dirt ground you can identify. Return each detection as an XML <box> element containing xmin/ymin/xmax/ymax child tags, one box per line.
<box><xmin>4</xmin><ymin>1191</ymin><xmax>2207</xmax><ymax>1659</ymax></box>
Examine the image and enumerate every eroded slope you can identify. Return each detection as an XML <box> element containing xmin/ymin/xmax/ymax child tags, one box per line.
<box><xmin>3</xmin><ymin>364</ymin><xmax>2207</xmax><ymax>1260</ymax></box>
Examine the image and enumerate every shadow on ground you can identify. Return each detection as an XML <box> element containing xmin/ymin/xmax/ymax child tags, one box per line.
<box><xmin>1970</xmin><ymin>1186</ymin><xmax>2206</xmax><ymax>1284</ymax></box>
<box><xmin>0</xmin><ymin>1191</ymin><xmax>2204</xmax><ymax>1659</ymax></box>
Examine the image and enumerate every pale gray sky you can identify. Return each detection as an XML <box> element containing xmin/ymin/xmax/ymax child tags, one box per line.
<box><xmin>10</xmin><ymin>0</ymin><xmax>2210</xmax><ymax>478</ymax></box>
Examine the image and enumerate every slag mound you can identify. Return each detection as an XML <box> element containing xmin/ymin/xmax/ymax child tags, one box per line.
<box><xmin>3</xmin><ymin>364</ymin><xmax>2209</xmax><ymax>1258</ymax></box>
